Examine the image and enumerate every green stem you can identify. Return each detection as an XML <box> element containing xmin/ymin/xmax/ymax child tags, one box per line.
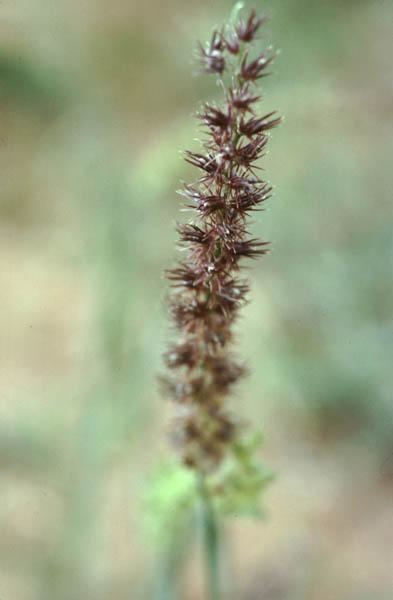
<box><xmin>199</xmin><ymin>476</ymin><xmax>221</xmax><ymax>600</ymax></box>
<box><xmin>157</xmin><ymin>551</ymin><xmax>178</xmax><ymax>600</ymax></box>
<box><xmin>157</xmin><ymin>535</ymin><xmax>186</xmax><ymax>600</ymax></box>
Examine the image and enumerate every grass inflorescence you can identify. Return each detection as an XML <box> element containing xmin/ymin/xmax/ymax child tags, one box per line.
<box><xmin>162</xmin><ymin>7</ymin><xmax>281</xmax><ymax>474</ymax></box>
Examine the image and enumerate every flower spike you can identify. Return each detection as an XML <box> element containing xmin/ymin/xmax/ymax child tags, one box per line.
<box><xmin>162</xmin><ymin>9</ymin><xmax>281</xmax><ymax>472</ymax></box>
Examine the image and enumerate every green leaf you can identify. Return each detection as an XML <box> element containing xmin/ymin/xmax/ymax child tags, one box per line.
<box><xmin>209</xmin><ymin>432</ymin><xmax>274</xmax><ymax>518</ymax></box>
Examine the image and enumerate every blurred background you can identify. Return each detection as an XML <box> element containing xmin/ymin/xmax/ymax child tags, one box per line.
<box><xmin>1</xmin><ymin>0</ymin><xmax>392</xmax><ymax>598</ymax></box>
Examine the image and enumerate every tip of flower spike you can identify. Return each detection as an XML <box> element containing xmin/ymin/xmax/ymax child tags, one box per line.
<box><xmin>235</xmin><ymin>9</ymin><xmax>267</xmax><ymax>43</ymax></box>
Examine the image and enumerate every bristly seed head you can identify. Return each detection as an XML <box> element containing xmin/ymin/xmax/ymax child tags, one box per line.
<box><xmin>162</xmin><ymin>8</ymin><xmax>281</xmax><ymax>473</ymax></box>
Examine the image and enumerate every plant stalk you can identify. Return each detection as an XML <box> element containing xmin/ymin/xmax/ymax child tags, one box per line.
<box><xmin>199</xmin><ymin>476</ymin><xmax>221</xmax><ymax>600</ymax></box>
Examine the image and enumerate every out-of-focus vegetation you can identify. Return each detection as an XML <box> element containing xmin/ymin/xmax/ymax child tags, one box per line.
<box><xmin>1</xmin><ymin>1</ymin><xmax>392</xmax><ymax>599</ymax></box>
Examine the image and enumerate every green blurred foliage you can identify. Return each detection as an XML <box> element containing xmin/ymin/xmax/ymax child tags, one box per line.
<box><xmin>146</xmin><ymin>433</ymin><xmax>273</xmax><ymax>545</ymax></box>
